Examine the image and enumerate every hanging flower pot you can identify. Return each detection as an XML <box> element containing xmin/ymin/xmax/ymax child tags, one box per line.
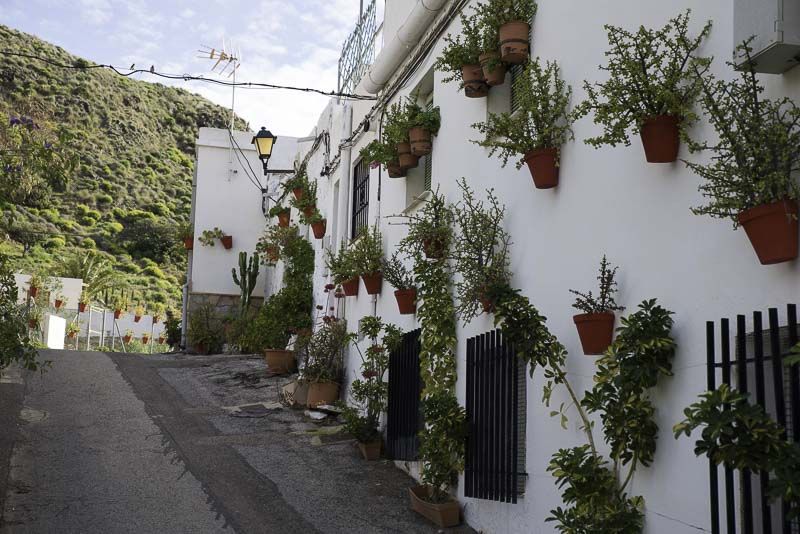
<box><xmin>292</xmin><ymin>187</ymin><xmax>304</xmax><ymax>201</ymax></box>
<box><xmin>479</xmin><ymin>51</ymin><xmax>506</xmax><ymax>86</ymax></box>
<box><xmin>423</xmin><ymin>237</ymin><xmax>446</xmax><ymax>259</ymax></box>
<box><xmin>408</xmin><ymin>486</ymin><xmax>461</xmax><ymax>528</ymax></box>
<box><xmin>54</xmin><ymin>299</ymin><xmax>63</xmax><ymax>310</ymax></box>
<box><xmin>221</xmin><ymin>235</ymin><xmax>233</xmax><ymax>249</ymax></box>
<box><xmin>264</xmin><ymin>349</ymin><xmax>296</xmax><ymax>374</ymax></box>
<box><xmin>306</xmin><ymin>381</ymin><xmax>340</xmax><ymax>408</ymax></box>
<box><xmin>639</xmin><ymin>115</ymin><xmax>680</xmax><ymax>163</ymax></box>
<box><xmin>397</xmin><ymin>142</ymin><xmax>419</xmax><ymax>170</ymax></box>
<box><xmin>29</xmin><ymin>286</ymin><xmax>38</xmax><ymax>298</ymax></box>
<box><xmin>78</xmin><ymin>302</ymin><xmax>87</xmax><ymax>313</ymax></box>
<box><xmin>387</xmin><ymin>161</ymin><xmax>404</xmax><ymax>178</ymax></box>
<box><xmin>142</xmin><ymin>335</ymin><xmax>150</xmax><ymax>344</ymax></box>
<box><xmin>158</xmin><ymin>336</ymin><xmax>166</xmax><ymax>344</ymax></box>
<box><xmin>28</xmin><ymin>319</ymin><xmax>38</xmax><ymax>329</ymax></box>
<box><xmin>123</xmin><ymin>335</ymin><xmax>132</xmax><ymax>344</ymax></box>
<box><xmin>394</xmin><ymin>288</ymin><xmax>417</xmax><ymax>315</ymax></box>
<box><xmin>134</xmin><ymin>315</ymin><xmax>142</xmax><ymax>323</ymax></box>
<box><xmin>498</xmin><ymin>21</ymin><xmax>530</xmax><ymax>64</ymax></box>
<box><xmin>342</xmin><ymin>277</ymin><xmax>360</xmax><ymax>297</ymax></box>
<box><xmin>358</xmin><ymin>440</ymin><xmax>382</xmax><ymax>461</ymax></box>
<box><xmin>266</xmin><ymin>245</ymin><xmax>280</xmax><ymax>263</ymax></box>
<box><xmin>302</xmin><ymin>205</ymin><xmax>316</xmax><ymax>218</ymax></box>
<box><xmin>277</xmin><ymin>210</ymin><xmax>291</xmax><ymax>227</ymax></box>
<box><xmin>738</xmin><ymin>199</ymin><xmax>799</xmax><ymax>265</ymax></box>
<box><xmin>573</xmin><ymin>312</ymin><xmax>616</xmax><ymax>355</ymax></box>
<box><xmin>461</xmin><ymin>64</ymin><xmax>489</xmax><ymax>98</ymax></box>
<box><xmin>311</xmin><ymin>219</ymin><xmax>327</xmax><ymax>239</ymax></box>
<box><xmin>361</xmin><ymin>272</ymin><xmax>383</xmax><ymax>295</ymax></box>
<box><xmin>523</xmin><ymin>148</ymin><xmax>559</xmax><ymax>189</ymax></box>
<box><xmin>114</xmin><ymin>309</ymin><xmax>122</xmax><ymax>319</ymax></box>
<box><xmin>183</xmin><ymin>236</ymin><xmax>194</xmax><ymax>250</ymax></box>
<box><xmin>409</xmin><ymin>127</ymin><xmax>432</xmax><ymax>156</ymax></box>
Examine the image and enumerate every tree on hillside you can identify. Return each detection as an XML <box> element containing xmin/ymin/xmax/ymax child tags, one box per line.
<box><xmin>58</xmin><ymin>251</ymin><xmax>118</xmax><ymax>298</ymax></box>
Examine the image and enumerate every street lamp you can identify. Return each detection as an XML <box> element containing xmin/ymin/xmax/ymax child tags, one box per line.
<box><xmin>252</xmin><ymin>127</ymin><xmax>277</xmax><ymax>175</ymax></box>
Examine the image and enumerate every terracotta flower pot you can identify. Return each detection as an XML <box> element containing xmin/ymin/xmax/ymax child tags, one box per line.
<box><xmin>221</xmin><ymin>235</ymin><xmax>233</xmax><ymax>249</ymax></box>
<box><xmin>423</xmin><ymin>237</ymin><xmax>446</xmax><ymax>259</ymax></box>
<box><xmin>409</xmin><ymin>127</ymin><xmax>432</xmax><ymax>156</ymax></box>
<box><xmin>499</xmin><ymin>21</ymin><xmax>530</xmax><ymax>64</ymax></box>
<box><xmin>123</xmin><ymin>335</ymin><xmax>132</xmax><ymax>344</ymax></box>
<box><xmin>28</xmin><ymin>320</ymin><xmax>38</xmax><ymax>329</ymax></box>
<box><xmin>640</xmin><ymin>115</ymin><xmax>680</xmax><ymax>163</ymax></box>
<box><xmin>386</xmin><ymin>161</ymin><xmax>404</xmax><ymax>178</ymax></box>
<box><xmin>68</xmin><ymin>332</ymin><xmax>76</xmax><ymax>339</ymax></box>
<box><xmin>397</xmin><ymin>142</ymin><xmax>419</xmax><ymax>170</ymax></box>
<box><xmin>738</xmin><ymin>199</ymin><xmax>799</xmax><ymax>265</ymax></box>
<box><xmin>158</xmin><ymin>337</ymin><xmax>166</xmax><ymax>345</ymax></box>
<box><xmin>292</xmin><ymin>187</ymin><xmax>304</xmax><ymax>201</ymax></box>
<box><xmin>573</xmin><ymin>312</ymin><xmax>616</xmax><ymax>355</ymax></box>
<box><xmin>461</xmin><ymin>64</ymin><xmax>489</xmax><ymax>98</ymax></box>
<box><xmin>408</xmin><ymin>486</ymin><xmax>461</xmax><ymax>528</ymax></box>
<box><xmin>29</xmin><ymin>287</ymin><xmax>38</xmax><ymax>298</ymax></box>
<box><xmin>311</xmin><ymin>219</ymin><xmax>327</xmax><ymax>239</ymax></box>
<box><xmin>142</xmin><ymin>336</ymin><xmax>150</xmax><ymax>344</ymax></box>
<box><xmin>134</xmin><ymin>315</ymin><xmax>141</xmax><ymax>323</ymax></box>
<box><xmin>79</xmin><ymin>303</ymin><xmax>87</xmax><ymax>313</ymax></box>
<box><xmin>183</xmin><ymin>236</ymin><xmax>194</xmax><ymax>250</ymax></box>
<box><xmin>114</xmin><ymin>310</ymin><xmax>122</xmax><ymax>319</ymax></box>
<box><xmin>264</xmin><ymin>349</ymin><xmax>296</xmax><ymax>374</ymax></box>
<box><xmin>54</xmin><ymin>299</ymin><xmax>63</xmax><ymax>310</ymax></box>
<box><xmin>266</xmin><ymin>246</ymin><xmax>280</xmax><ymax>263</ymax></box>
<box><xmin>479</xmin><ymin>295</ymin><xmax>495</xmax><ymax>314</ymax></box>
<box><xmin>479</xmin><ymin>51</ymin><xmax>506</xmax><ymax>86</ymax></box>
<box><xmin>358</xmin><ymin>440</ymin><xmax>382</xmax><ymax>461</ymax></box>
<box><xmin>306</xmin><ymin>381</ymin><xmax>339</xmax><ymax>408</ymax></box>
<box><xmin>342</xmin><ymin>277</ymin><xmax>360</xmax><ymax>297</ymax></box>
<box><xmin>394</xmin><ymin>288</ymin><xmax>417</xmax><ymax>315</ymax></box>
<box><xmin>277</xmin><ymin>210</ymin><xmax>290</xmax><ymax>227</ymax></box>
<box><xmin>361</xmin><ymin>272</ymin><xmax>383</xmax><ymax>295</ymax></box>
<box><xmin>524</xmin><ymin>147</ymin><xmax>559</xmax><ymax>189</ymax></box>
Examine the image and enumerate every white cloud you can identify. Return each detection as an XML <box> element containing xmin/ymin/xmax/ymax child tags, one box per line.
<box><xmin>79</xmin><ymin>0</ymin><xmax>111</xmax><ymax>25</ymax></box>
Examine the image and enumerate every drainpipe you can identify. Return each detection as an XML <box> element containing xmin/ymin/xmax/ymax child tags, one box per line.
<box><xmin>362</xmin><ymin>0</ymin><xmax>448</xmax><ymax>94</ymax></box>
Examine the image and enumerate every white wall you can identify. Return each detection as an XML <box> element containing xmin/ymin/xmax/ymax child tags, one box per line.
<box><xmin>294</xmin><ymin>1</ymin><xmax>800</xmax><ymax>533</ymax></box>
<box><xmin>191</xmin><ymin>127</ymin><xmax>298</xmax><ymax>298</ymax></box>
<box><xmin>14</xmin><ymin>274</ymin><xmax>83</xmax><ymax>309</ymax></box>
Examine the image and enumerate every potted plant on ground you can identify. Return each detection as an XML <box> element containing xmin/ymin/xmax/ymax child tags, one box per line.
<box><xmin>473</xmin><ymin>58</ymin><xmax>576</xmax><ymax>189</ymax></box>
<box><xmin>359</xmin><ymin>139</ymin><xmax>402</xmax><ymax>178</ymax></box>
<box><xmin>397</xmin><ymin>188</ymin><xmax>454</xmax><ymax>260</ymax></box>
<box><xmin>326</xmin><ymin>241</ymin><xmax>359</xmax><ymax>297</ymax></box>
<box><xmin>178</xmin><ymin>223</ymin><xmax>194</xmax><ymax>250</ymax></box>
<box><xmin>78</xmin><ymin>292</ymin><xmax>90</xmax><ymax>313</ymax></box>
<box><xmin>269</xmin><ymin>205</ymin><xmax>291</xmax><ymax>228</ymax></box>
<box><xmin>434</xmin><ymin>10</ymin><xmax>487</xmax><ymax>98</ymax></box>
<box><xmin>452</xmin><ymin>180</ymin><xmax>512</xmax><ymax>319</ymax></box>
<box><xmin>354</xmin><ymin>225</ymin><xmax>384</xmax><ymax>295</ymax></box>
<box><xmin>67</xmin><ymin>320</ymin><xmax>80</xmax><ymax>339</ymax></box>
<box><xmin>686</xmin><ymin>41</ymin><xmax>800</xmax><ymax>265</ymax></box>
<box><xmin>123</xmin><ymin>329</ymin><xmax>133</xmax><ymax>344</ymax></box>
<box><xmin>187</xmin><ymin>303</ymin><xmax>225</xmax><ymax>355</ymax></box>
<box><xmin>298</xmin><ymin>318</ymin><xmax>353</xmax><ymax>407</ymax></box>
<box><xmin>340</xmin><ymin>317</ymin><xmax>402</xmax><ymax>460</ymax></box>
<box><xmin>133</xmin><ymin>304</ymin><xmax>145</xmax><ymax>323</ymax></box>
<box><xmin>27</xmin><ymin>273</ymin><xmax>43</xmax><ymax>298</ymax></box>
<box><xmin>406</xmin><ymin>100</ymin><xmax>441</xmax><ymax>156</ymax></box>
<box><xmin>569</xmin><ymin>255</ymin><xmax>624</xmax><ymax>355</ymax></box>
<box><xmin>478</xmin><ymin>0</ymin><xmax>537</xmax><ymax>64</ymax></box>
<box><xmin>383</xmin><ymin>251</ymin><xmax>417</xmax><ymax>314</ymax></box>
<box><xmin>579</xmin><ymin>11</ymin><xmax>712</xmax><ymax>163</ymax></box>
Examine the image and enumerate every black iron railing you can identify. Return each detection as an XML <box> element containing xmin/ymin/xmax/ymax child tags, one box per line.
<box><xmin>386</xmin><ymin>328</ymin><xmax>422</xmax><ymax>460</ymax></box>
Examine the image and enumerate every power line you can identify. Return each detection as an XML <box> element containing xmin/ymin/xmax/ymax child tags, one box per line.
<box><xmin>1</xmin><ymin>51</ymin><xmax>378</xmax><ymax>101</ymax></box>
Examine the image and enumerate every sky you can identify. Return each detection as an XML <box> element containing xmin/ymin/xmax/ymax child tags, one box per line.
<box><xmin>0</xmin><ymin>0</ymin><xmax>367</xmax><ymax>138</ymax></box>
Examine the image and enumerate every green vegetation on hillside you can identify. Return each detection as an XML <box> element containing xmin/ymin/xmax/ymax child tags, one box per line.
<box><xmin>0</xmin><ymin>25</ymin><xmax>247</xmax><ymax>307</ymax></box>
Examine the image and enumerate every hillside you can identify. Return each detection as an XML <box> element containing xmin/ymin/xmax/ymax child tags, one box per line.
<box><xmin>0</xmin><ymin>25</ymin><xmax>247</xmax><ymax>308</ymax></box>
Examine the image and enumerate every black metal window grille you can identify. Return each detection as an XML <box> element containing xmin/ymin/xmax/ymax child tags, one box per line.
<box><xmin>465</xmin><ymin>329</ymin><xmax>527</xmax><ymax>503</ymax></box>
<box><xmin>706</xmin><ymin>304</ymin><xmax>800</xmax><ymax>534</ymax></box>
<box><xmin>351</xmin><ymin>157</ymin><xmax>370</xmax><ymax>239</ymax></box>
<box><xmin>386</xmin><ymin>329</ymin><xmax>422</xmax><ymax>460</ymax></box>
<box><xmin>510</xmin><ymin>64</ymin><xmax>524</xmax><ymax>114</ymax></box>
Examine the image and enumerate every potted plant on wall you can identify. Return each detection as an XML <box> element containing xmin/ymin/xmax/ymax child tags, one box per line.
<box><xmin>686</xmin><ymin>41</ymin><xmax>800</xmax><ymax>265</ymax></box>
<box><xmin>269</xmin><ymin>204</ymin><xmax>291</xmax><ymax>228</ymax></box>
<box><xmin>178</xmin><ymin>223</ymin><xmax>194</xmax><ymax>250</ymax></box>
<box><xmin>475</xmin><ymin>6</ymin><xmax>505</xmax><ymax>86</ymax></box>
<box><xmin>27</xmin><ymin>273</ymin><xmax>43</xmax><ymax>298</ymax></box>
<box><xmin>256</xmin><ymin>224</ymin><xmax>297</xmax><ymax>266</ymax></box>
<box><xmin>123</xmin><ymin>329</ymin><xmax>133</xmax><ymax>344</ymax></box>
<box><xmin>298</xmin><ymin>318</ymin><xmax>352</xmax><ymax>407</ymax></box>
<box><xmin>477</xmin><ymin>0</ymin><xmax>536</xmax><ymax>64</ymax></box>
<box><xmin>78</xmin><ymin>292</ymin><xmax>90</xmax><ymax>313</ymax></box>
<box><xmin>406</xmin><ymin>100</ymin><xmax>441</xmax><ymax>157</ymax></box>
<box><xmin>383</xmin><ymin>251</ymin><xmax>417</xmax><ymax>315</ymax></box>
<box><xmin>569</xmin><ymin>255</ymin><xmax>624</xmax><ymax>355</ymax></box>
<box><xmin>283</xmin><ymin>164</ymin><xmax>311</xmax><ymax>201</ymax></box>
<box><xmin>133</xmin><ymin>304</ymin><xmax>145</xmax><ymax>323</ymax></box>
<box><xmin>384</xmin><ymin>102</ymin><xmax>418</xmax><ymax>172</ymax></box>
<box><xmin>340</xmin><ymin>317</ymin><xmax>402</xmax><ymax>460</ymax></box>
<box><xmin>396</xmin><ymin>188</ymin><xmax>454</xmax><ymax>260</ymax></box>
<box><xmin>434</xmin><ymin>10</ymin><xmax>488</xmax><ymax>98</ymax></box>
<box><xmin>200</xmin><ymin>227</ymin><xmax>233</xmax><ymax>249</ymax></box>
<box><xmin>360</xmin><ymin>140</ymin><xmax>402</xmax><ymax>178</ymax></box>
<box><xmin>142</xmin><ymin>333</ymin><xmax>150</xmax><ymax>345</ymax></box>
<box><xmin>112</xmin><ymin>295</ymin><xmax>125</xmax><ymax>320</ymax></box>
<box><xmin>291</xmin><ymin>181</ymin><xmax>318</xmax><ymax>218</ymax></box>
<box><xmin>67</xmin><ymin>320</ymin><xmax>80</xmax><ymax>339</ymax></box>
<box><xmin>354</xmin><ymin>225</ymin><xmax>384</xmax><ymax>295</ymax></box>
<box><xmin>579</xmin><ymin>11</ymin><xmax>712</xmax><ymax>163</ymax></box>
<box><xmin>326</xmin><ymin>241</ymin><xmax>359</xmax><ymax>297</ymax></box>
<box><xmin>473</xmin><ymin>58</ymin><xmax>576</xmax><ymax>189</ymax></box>
<box><xmin>53</xmin><ymin>292</ymin><xmax>65</xmax><ymax>310</ymax></box>
<box><xmin>27</xmin><ymin>307</ymin><xmax>42</xmax><ymax>330</ymax></box>
<box><xmin>300</xmin><ymin>209</ymin><xmax>327</xmax><ymax>240</ymax></box>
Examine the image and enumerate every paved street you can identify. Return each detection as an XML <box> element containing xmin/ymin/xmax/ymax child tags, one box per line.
<box><xmin>0</xmin><ymin>350</ymin><xmax>471</xmax><ymax>534</ymax></box>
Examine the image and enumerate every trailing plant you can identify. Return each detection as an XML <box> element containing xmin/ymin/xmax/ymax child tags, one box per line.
<box><xmin>396</xmin><ymin>187</ymin><xmax>455</xmax><ymax>259</ymax></box>
<box><xmin>579</xmin><ymin>11</ymin><xmax>712</xmax><ymax>148</ymax></box>
<box><xmin>452</xmin><ymin>179</ymin><xmax>512</xmax><ymax>321</ymax></box>
<box><xmin>406</xmin><ymin>99</ymin><xmax>441</xmax><ymax>134</ymax></box>
<box><xmin>434</xmin><ymin>10</ymin><xmax>482</xmax><ymax>85</ymax></box>
<box><xmin>298</xmin><ymin>318</ymin><xmax>352</xmax><ymax>383</ymax></box>
<box><xmin>199</xmin><ymin>227</ymin><xmax>225</xmax><ymax>247</ymax></box>
<box><xmin>256</xmin><ymin>224</ymin><xmax>299</xmax><ymax>264</ymax></box>
<box><xmin>268</xmin><ymin>204</ymin><xmax>290</xmax><ymax>218</ymax></box>
<box><xmin>359</xmin><ymin>139</ymin><xmax>397</xmax><ymax>168</ymax></box>
<box><xmin>472</xmin><ymin>59</ymin><xmax>576</xmax><ymax>168</ymax></box>
<box><xmin>0</xmin><ymin>253</ymin><xmax>41</xmax><ymax>375</ymax></box>
<box><xmin>290</xmin><ymin>180</ymin><xmax>318</xmax><ymax>213</ymax></box>
<box><xmin>232</xmin><ymin>251</ymin><xmax>260</xmax><ymax>317</ymax></box>
<box><xmin>382</xmin><ymin>251</ymin><xmax>415</xmax><ymax>290</ymax></box>
<box><xmin>353</xmin><ymin>224</ymin><xmax>383</xmax><ymax>276</ymax></box>
<box><xmin>569</xmin><ymin>255</ymin><xmax>625</xmax><ymax>314</ymax></box>
<box><xmin>325</xmin><ymin>240</ymin><xmax>358</xmax><ymax>284</ymax></box>
<box><xmin>674</xmin><ymin>384</ymin><xmax>800</xmax><ymax>518</ymax></box>
<box><xmin>686</xmin><ymin>41</ymin><xmax>800</xmax><ymax>224</ymax></box>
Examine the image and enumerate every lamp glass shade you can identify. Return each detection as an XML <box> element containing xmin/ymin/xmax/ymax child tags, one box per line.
<box><xmin>252</xmin><ymin>127</ymin><xmax>277</xmax><ymax>161</ymax></box>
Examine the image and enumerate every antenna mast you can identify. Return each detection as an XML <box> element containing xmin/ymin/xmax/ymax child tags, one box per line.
<box><xmin>198</xmin><ymin>39</ymin><xmax>241</xmax><ymax>128</ymax></box>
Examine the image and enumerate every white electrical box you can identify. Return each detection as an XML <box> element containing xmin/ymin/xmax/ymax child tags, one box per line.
<box><xmin>734</xmin><ymin>0</ymin><xmax>800</xmax><ymax>73</ymax></box>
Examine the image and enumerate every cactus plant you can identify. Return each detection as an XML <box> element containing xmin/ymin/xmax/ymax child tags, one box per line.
<box><xmin>232</xmin><ymin>251</ymin><xmax>260</xmax><ymax>317</ymax></box>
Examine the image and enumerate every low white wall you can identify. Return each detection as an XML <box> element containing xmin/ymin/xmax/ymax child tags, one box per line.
<box><xmin>14</xmin><ymin>274</ymin><xmax>83</xmax><ymax>309</ymax></box>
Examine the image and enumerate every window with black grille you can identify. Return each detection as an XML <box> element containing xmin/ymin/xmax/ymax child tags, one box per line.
<box><xmin>509</xmin><ymin>63</ymin><xmax>525</xmax><ymax>114</ymax></box>
<box><xmin>465</xmin><ymin>329</ymin><xmax>527</xmax><ymax>503</ymax></box>
<box><xmin>351</xmin><ymin>157</ymin><xmax>370</xmax><ymax>239</ymax></box>
<box><xmin>386</xmin><ymin>329</ymin><xmax>422</xmax><ymax>460</ymax></box>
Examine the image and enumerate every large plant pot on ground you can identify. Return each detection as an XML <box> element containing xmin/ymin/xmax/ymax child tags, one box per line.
<box><xmin>640</xmin><ymin>115</ymin><xmax>680</xmax><ymax>163</ymax></box>
<box><xmin>408</xmin><ymin>486</ymin><xmax>461</xmax><ymax>528</ymax></box>
<box><xmin>394</xmin><ymin>288</ymin><xmax>417</xmax><ymax>315</ymax></box>
<box><xmin>498</xmin><ymin>21</ymin><xmax>530</xmax><ymax>64</ymax></box>
<box><xmin>573</xmin><ymin>312</ymin><xmax>615</xmax><ymax>355</ymax></box>
<box><xmin>409</xmin><ymin>127</ymin><xmax>432</xmax><ymax>156</ymax></box>
<box><xmin>361</xmin><ymin>272</ymin><xmax>383</xmax><ymax>295</ymax></box>
<box><xmin>306</xmin><ymin>381</ymin><xmax>339</xmax><ymax>408</ymax></box>
<box><xmin>358</xmin><ymin>440</ymin><xmax>382</xmax><ymax>461</ymax></box>
<box><xmin>738</xmin><ymin>199</ymin><xmax>799</xmax><ymax>265</ymax></box>
<box><xmin>342</xmin><ymin>277</ymin><xmax>359</xmax><ymax>297</ymax></box>
<box><xmin>397</xmin><ymin>142</ymin><xmax>419</xmax><ymax>170</ymax></box>
<box><xmin>264</xmin><ymin>349</ymin><xmax>296</xmax><ymax>374</ymax></box>
<box><xmin>479</xmin><ymin>51</ymin><xmax>506</xmax><ymax>86</ymax></box>
<box><xmin>461</xmin><ymin>64</ymin><xmax>489</xmax><ymax>98</ymax></box>
<box><xmin>523</xmin><ymin>148</ymin><xmax>559</xmax><ymax>189</ymax></box>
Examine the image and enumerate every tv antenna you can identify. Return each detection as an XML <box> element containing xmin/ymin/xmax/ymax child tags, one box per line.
<box><xmin>198</xmin><ymin>39</ymin><xmax>241</xmax><ymax>129</ymax></box>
